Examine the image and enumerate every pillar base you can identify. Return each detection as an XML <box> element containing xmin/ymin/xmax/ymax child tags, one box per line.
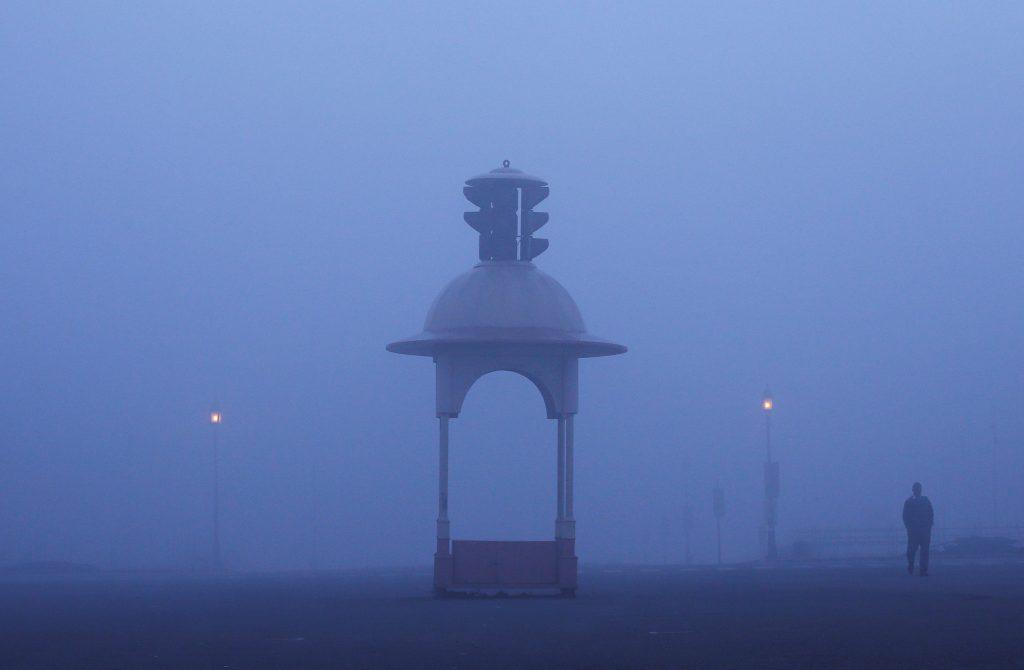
<box><xmin>556</xmin><ymin>537</ymin><xmax>577</xmax><ymax>591</ymax></box>
<box><xmin>434</xmin><ymin>555</ymin><xmax>453</xmax><ymax>592</ymax></box>
<box><xmin>434</xmin><ymin>538</ymin><xmax>452</xmax><ymax>592</ymax></box>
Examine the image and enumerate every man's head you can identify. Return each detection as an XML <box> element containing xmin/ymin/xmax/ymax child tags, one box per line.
<box><xmin>912</xmin><ymin>482</ymin><xmax>922</xmax><ymax>497</ymax></box>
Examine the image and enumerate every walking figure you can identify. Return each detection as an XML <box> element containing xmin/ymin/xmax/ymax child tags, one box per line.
<box><xmin>903</xmin><ymin>482</ymin><xmax>934</xmax><ymax>576</ymax></box>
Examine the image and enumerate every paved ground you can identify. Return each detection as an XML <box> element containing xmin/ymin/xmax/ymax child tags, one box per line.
<box><xmin>0</xmin><ymin>560</ymin><xmax>1022</xmax><ymax>668</ymax></box>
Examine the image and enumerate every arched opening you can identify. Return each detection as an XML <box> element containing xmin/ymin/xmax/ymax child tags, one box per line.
<box><xmin>449</xmin><ymin>371</ymin><xmax>555</xmax><ymax>540</ymax></box>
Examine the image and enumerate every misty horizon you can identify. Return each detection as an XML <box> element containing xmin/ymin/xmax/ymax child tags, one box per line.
<box><xmin>1</xmin><ymin>2</ymin><xmax>1022</xmax><ymax>573</ymax></box>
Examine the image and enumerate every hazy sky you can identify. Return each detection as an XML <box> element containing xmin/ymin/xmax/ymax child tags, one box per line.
<box><xmin>1</xmin><ymin>2</ymin><xmax>1022</xmax><ymax>570</ymax></box>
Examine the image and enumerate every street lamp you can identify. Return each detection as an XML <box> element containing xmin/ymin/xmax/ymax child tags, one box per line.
<box><xmin>761</xmin><ymin>388</ymin><xmax>779</xmax><ymax>562</ymax></box>
<box><xmin>209</xmin><ymin>405</ymin><xmax>223</xmax><ymax>571</ymax></box>
<box><xmin>713</xmin><ymin>483</ymin><xmax>725</xmax><ymax>565</ymax></box>
<box><xmin>680</xmin><ymin>452</ymin><xmax>693</xmax><ymax>566</ymax></box>
<box><xmin>762</xmin><ymin>388</ymin><xmax>773</xmax><ymax>461</ymax></box>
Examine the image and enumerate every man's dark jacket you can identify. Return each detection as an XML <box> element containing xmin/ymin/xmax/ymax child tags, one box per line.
<box><xmin>903</xmin><ymin>495</ymin><xmax>934</xmax><ymax>532</ymax></box>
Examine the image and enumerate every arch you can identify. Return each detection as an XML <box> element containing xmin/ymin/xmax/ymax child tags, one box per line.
<box><xmin>448</xmin><ymin>371</ymin><xmax>555</xmax><ymax>540</ymax></box>
<box><xmin>428</xmin><ymin>346</ymin><xmax>583</xmax><ymax>596</ymax></box>
<box><xmin>462</xmin><ymin>367</ymin><xmax>556</xmax><ymax>419</ymax></box>
<box><xmin>434</xmin><ymin>351</ymin><xmax>578</xmax><ymax>419</ymax></box>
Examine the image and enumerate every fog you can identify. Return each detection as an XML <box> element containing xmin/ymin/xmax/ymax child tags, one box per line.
<box><xmin>1</xmin><ymin>2</ymin><xmax>1021</xmax><ymax>571</ymax></box>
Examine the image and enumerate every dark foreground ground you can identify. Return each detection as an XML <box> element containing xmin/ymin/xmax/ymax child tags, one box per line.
<box><xmin>0</xmin><ymin>560</ymin><xmax>1022</xmax><ymax>669</ymax></box>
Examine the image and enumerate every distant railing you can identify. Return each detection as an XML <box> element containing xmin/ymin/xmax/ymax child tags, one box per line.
<box><xmin>790</xmin><ymin>527</ymin><xmax>902</xmax><ymax>558</ymax></box>
<box><xmin>931</xmin><ymin>526</ymin><xmax>1024</xmax><ymax>549</ymax></box>
<box><xmin>789</xmin><ymin>526</ymin><xmax>1024</xmax><ymax>559</ymax></box>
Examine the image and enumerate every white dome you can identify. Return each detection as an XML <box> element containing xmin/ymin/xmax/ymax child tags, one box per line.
<box><xmin>426</xmin><ymin>261</ymin><xmax>584</xmax><ymax>334</ymax></box>
<box><xmin>388</xmin><ymin>261</ymin><xmax>625</xmax><ymax>357</ymax></box>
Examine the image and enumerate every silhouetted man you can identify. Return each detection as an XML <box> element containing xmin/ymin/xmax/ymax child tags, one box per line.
<box><xmin>903</xmin><ymin>482</ymin><xmax>934</xmax><ymax>576</ymax></box>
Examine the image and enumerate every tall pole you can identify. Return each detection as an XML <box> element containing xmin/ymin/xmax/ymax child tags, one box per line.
<box><xmin>434</xmin><ymin>414</ymin><xmax>453</xmax><ymax>593</ymax></box>
<box><xmin>556</xmin><ymin>417</ymin><xmax>565</xmax><ymax>537</ymax></box>
<box><xmin>308</xmin><ymin>447</ymin><xmax>319</xmax><ymax>571</ymax></box>
<box><xmin>438</xmin><ymin>415</ymin><xmax>450</xmax><ymax>546</ymax></box>
<box><xmin>210</xmin><ymin>408</ymin><xmax>223</xmax><ymax>572</ymax></box>
<box><xmin>762</xmin><ymin>388</ymin><xmax>778</xmax><ymax>562</ymax></box>
<box><xmin>681</xmin><ymin>453</ymin><xmax>692</xmax><ymax>566</ymax></box>
<box><xmin>991</xmin><ymin>422</ymin><xmax>998</xmax><ymax>528</ymax></box>
<box><xmin>683</xmin><ymin>499</ymin><xmax>692</xmax><ymax>566</ymax></box>
<box><xmin>713</xmin><ymin>483</ymin><xmax>725</xmax><ymax>565</ymax></box>
<box><xmin>716</xmin><ymin>517</ymin><xmax>722</xmax><ymax>565</ymax></box>
<box><xmin>565</xmin><ymin>415</ymin><xmax>575</xmax><ymax>534</ymax></box>
<box><xmin>683</xmin><ymin>507</ymin><xmax>692</xmax><ymax>566</ymax></box>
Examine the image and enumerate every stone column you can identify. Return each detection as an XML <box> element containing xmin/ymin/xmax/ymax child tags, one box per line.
<box><xmin>434</xmin><ymin>414</ymin><xmax>453</xmax><ymax>592</ymax></box>
<box><xmin>556</xmin><ymin>416</ymin><xmax>566</xmax><ymax>538</ymax></box>
<box><xmin>565</xmin><ymin>414</ymin><xmax>575</xmax><ymax>536</ymax></box>
<box><xmin>557</xmin><ymin>413</ymin><xmax>578</xmax><ymax>595</ymax></box>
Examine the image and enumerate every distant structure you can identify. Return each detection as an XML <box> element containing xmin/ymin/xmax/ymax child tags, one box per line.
<box><xmin>388</xmin><ymin>163</ymin><xmax>626</xmax><ymax>596</ymax></box>
<box><xmin>682</xmin><ymin>499</ymin><xmax>694</xmax><ymax>566</ymax></box>
<box><xmin>208</xmin><ymin>405</ymin><xmax>223</xmax><ymax>572</ymax></box>
<box><xmin>761</xmin><ymin>388</ymin><xmax>780</xmax><ymax>561</ymax></box>
<box><xmin>713</xmin><ymin>483</ymin><xmax>725</xmax><ymax>564</ymax></box>
<box><xmin>680</xmin><ymin>453</ymin><xmax>694</xmax><ymax>565</ymax></box>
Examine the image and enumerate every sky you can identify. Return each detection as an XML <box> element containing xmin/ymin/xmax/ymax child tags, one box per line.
<box><xmin>1</xmin><ymin>1</ymin><xmax>1022</xmax><ymax>570</ymax></box>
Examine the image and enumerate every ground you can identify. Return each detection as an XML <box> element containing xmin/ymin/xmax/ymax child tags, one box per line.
<box><xmin>1</xmin><ymin>560</ymin><xmax>1022</xmax><ymax>668</ymax></box>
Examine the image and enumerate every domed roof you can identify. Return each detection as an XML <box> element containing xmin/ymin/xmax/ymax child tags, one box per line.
<box><xmin>387</xmin><ymin>261</ymin><xmax>626</xmax><ymax>357</ymax></box>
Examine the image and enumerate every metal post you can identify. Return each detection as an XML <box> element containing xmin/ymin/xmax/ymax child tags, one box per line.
<box><xmin>565</xmin><ymin>414</ymin><xmax>575</xmax><ymax>527</ymax></box>
<box><xmin>683</xmin><ymin>502</ymin><xmax>693</xmax><ymax>566</ymax></box>
<box><xmin>212</xmin><ymin>421</ymin><xmax>222</xmax><ymax>572</ymax></box>
<box><xmin>682</xmin><ymin>454</ymin><xmax>692</xmax><ymax>566</ymax></box>
<box><xmin>556</xmin><ymin>416</ymin><xmax>566</xmax><ymax>537</ymax></box>
<box><xmin>438</xmin><ymin>415</ymin><xmax>450</xmax><ymax>541</ymax></box>
<box><xmin>716</xmin><ymin>517</ymin><xmax>722</xmax><ymax>565</ymax></box>
<box><xmin>434</xmin><ymin>414</ymin><xmax>453</xmax><ymax>593</ymax></box>
<box><xmin>991</xmin><ymin>422</ymin><xmax>998</xmax><ymax>527</ymax></box>
<box><xmin>308</xmin><ymin>455</ymin><xmax>318</xmax><ymax>571</ymax></box>
<box><xmin>764</xmin><ymin>409</ymin><xmax>778</xmax><ymax>561</ymax></box>
<box><xmin>713</xmin><ymin>484</ymin><xmax>725</xmax><ymax>566</ymax></box>
<box><xmin>557</xmin><ymin>414</ymin><xmax>578</xmax><ymax>595</ymax></box>
<box><xmin>765</xmin><ymin>407</ymin><xmax>771</xmax><ymax>559</ymax></box>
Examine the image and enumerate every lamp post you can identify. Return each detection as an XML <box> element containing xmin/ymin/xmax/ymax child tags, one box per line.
<box><xmin>209</xmin><ymin>407</ymin><xmax>223</xmax><ymax>572</ymax></box>
<box><xmin>680</xmin><ymin>453</ymin><xmax>693</xmax><ymax>566</ymax></box>
<box><xmin>713</xmin><ymin>483</ymin><xmax>725</xmax><ymax>565</ymax></box>
<box><xmin>761</xmin><ymin>388</ymin><xmax>779</xmax><ymax>561</ymax></box>
<box><xmin>991</xmin><ymin>421</ymin><xmax>998</xmax><ymax>528</ymax></box>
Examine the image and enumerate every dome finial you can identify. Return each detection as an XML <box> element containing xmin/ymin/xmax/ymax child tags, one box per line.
<box><xmin>502</xmin><ymin>159</ymin><xmax>510</xmax><ymax>168</ymax></box>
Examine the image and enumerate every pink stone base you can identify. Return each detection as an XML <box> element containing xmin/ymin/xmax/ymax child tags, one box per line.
<box><xmin>433</xmin><ymin>553</ymin><xmax>453</xmax><ymax>592</ymax></box>
<box><xmin>434</xmin><ymin>538</ymin><xmax>576</xmax><ymax>596</ymax></box>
